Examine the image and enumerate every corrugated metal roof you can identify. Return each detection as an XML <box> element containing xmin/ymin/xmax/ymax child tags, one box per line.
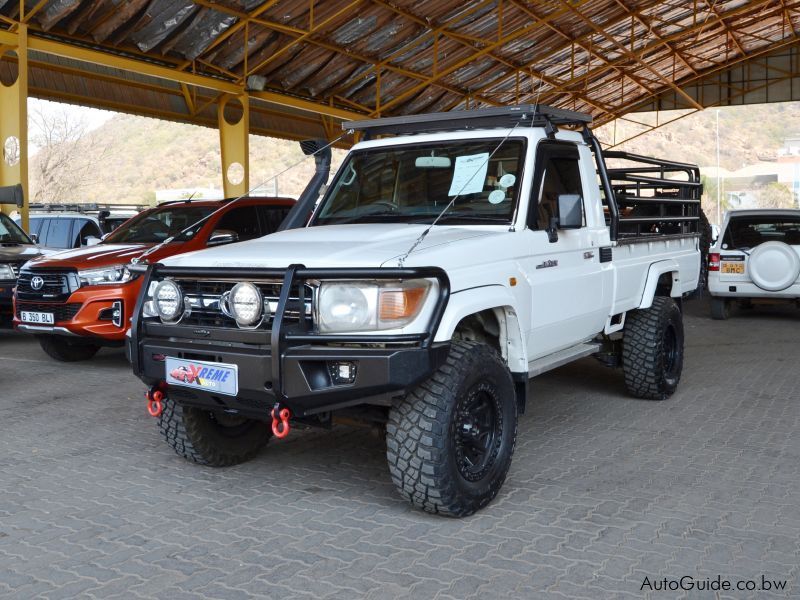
<box><xmin>1</xmin><ymin>0</ymin><xmax>799</xmax><ymax>139</ymax></box>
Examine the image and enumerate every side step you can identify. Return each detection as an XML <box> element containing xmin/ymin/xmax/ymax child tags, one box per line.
<box><xmin>527</xmin><ymin>341</ymin><xmax>602</xmax><ymax>378</ymax></box>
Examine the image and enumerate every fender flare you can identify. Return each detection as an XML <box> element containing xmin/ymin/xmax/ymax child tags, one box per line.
<box><xmin>639</xmin><ymin>259</ymin><xmax>680</xmax><ymax>309</ymax></box>
<box><xmin>434</xmin><ymin>285</ymin><xmax>527</xmax><ymax>374</ymax></box>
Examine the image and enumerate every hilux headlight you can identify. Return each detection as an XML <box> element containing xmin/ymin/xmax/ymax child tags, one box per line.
<box><xmin>0</xmin><ymin>264</ymin><xmax>15</xmax><ymax>280</ymax></box>
<box><xmin>78</xmin><ymin>264</ymin><xmax>135</xmax><ymax>286</ymax></box>
<box><xmin>317</xmin><ymin>279</ymin><xmax>433</xmax><ymax>333</ymax></box>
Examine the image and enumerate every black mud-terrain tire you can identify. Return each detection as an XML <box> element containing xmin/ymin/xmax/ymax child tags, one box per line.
<box><xmin>386</xmin><ymin>341</ymin><xmax>518</xmax><ymax>517</ymax></box>
<box><xmin>622</xmin><ymin>297</ymin><xmax>685</xmax><ymax>400</ymax></box>
<box><xmin>710</xmin><ymin>297</ymin><xmax>730</xmax><ymax>320</ymax></box>
<box><xmin>688</xmin><ymin>208</ymin><xmax>713</xmax><ymax>298</ymax></box>
<box><xmin>158</xmin><ymin>396</ymin><xmax>271</xmax><ymax>467</ymax></box>
<box><xmin>37</xmin><ymin>335</ymin><xmax>100</xmax><ymax>362</ymax></box>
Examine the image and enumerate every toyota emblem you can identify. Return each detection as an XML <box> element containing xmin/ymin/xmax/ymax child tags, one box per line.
<box><xmin>30</xmin><ymin>276</ymin><xmax>44</xmax><ymax>290</ymax></box>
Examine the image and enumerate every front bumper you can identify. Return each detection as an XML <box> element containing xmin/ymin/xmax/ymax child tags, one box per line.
<box><xmin>13</xmin><ymin>280</ymin><xmax>140</xmax><ymax>343</ymax></box>
<box><xmin>130</xmin><ymin>264</ymin><xmax>451</xmax><ymax>419</ymax></box>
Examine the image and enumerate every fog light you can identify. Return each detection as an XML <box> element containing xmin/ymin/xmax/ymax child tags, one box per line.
<box><xmin>329</xmin><ymin>361</ymin><xmax>357</xmax><ymax>385</ymax></box>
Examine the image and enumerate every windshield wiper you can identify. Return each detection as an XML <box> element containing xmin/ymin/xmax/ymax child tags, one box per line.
<box><xmin>412</xmin><ymin>213</ymin><xmax>510</xmax><ymax>224</ymax></box>
<box><xmin>325</xmin><ymin>210</ymin><xmax>408</xmax><ymax>225</ymax></box>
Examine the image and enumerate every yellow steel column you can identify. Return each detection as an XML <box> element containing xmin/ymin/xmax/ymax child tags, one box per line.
<box><xmin>0</xmin><ymin>24</ymin><xmax>28</xmax><ymax>229</ymax></box>
<box><xmin>218</xmin><ymin>93</ymin><xmax>249</xmax><ymax>198</ymax></box>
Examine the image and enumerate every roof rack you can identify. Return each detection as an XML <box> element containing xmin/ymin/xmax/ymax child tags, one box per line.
<box><xmin>344</xmin><ymin>104</ymin><xmax>593</xmax><ymax>138</ymax></box>
<box><xmin>28</xmin><ymin>203</ymin><xmax>148</xmax><ymax>213</ymax></box>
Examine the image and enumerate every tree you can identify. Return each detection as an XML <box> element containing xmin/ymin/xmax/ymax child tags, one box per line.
<box><xmin>28</xmin><ymin>104</ymin><xmax>111</xmax><ymax>203</ymax></box>
<box><xmin>756</xmin><ymin>182</ymin><xmax>795</xmax><ymax>209</ymax></box>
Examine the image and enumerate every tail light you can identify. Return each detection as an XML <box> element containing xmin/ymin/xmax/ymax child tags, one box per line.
<box><xmin>708</xmin><ymin>252</ymin><xmax>720</xmax><ymax>271</ymax></box>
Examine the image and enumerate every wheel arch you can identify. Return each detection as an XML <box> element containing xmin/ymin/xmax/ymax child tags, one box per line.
<box><xmin>434</xmin><ymin>285</ymin><xmax>527</xmax><ymax>374</ymax></box>
<box><xmin>639</xmin><ymin>260</ymin><xmax>681</xmax><ymax>309</ymax></box>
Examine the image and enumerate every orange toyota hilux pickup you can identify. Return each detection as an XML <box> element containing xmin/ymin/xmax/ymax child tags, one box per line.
<box><xmin>14</xmin><ymin>196</ymin><xmax>294</xmax><ymax>361</ymax></box>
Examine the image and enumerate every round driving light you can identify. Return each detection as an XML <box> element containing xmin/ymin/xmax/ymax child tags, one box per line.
<box><xmin>230</xmin><ymin>282</ymin><xmax>263</xmax><ymax>327</ymax></box>
<box><xmin>154</xmin><ymin>279</ymin><xmax>183</xmax><ymax>322</ymax></box>
<box><xmin>319</xmin><ymin>284</ymin><xmax>370</xmax><ymax>331</ymax></box>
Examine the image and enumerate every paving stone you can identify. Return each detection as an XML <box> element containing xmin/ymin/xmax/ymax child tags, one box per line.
<box><xmin>0</xmin><ymin>300</ymin><xmax>797</xmax><ymax>598</ymax></box>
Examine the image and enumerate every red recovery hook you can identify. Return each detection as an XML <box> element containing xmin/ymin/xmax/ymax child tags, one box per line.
<box><xmin>146</xmin><ymin>388</ymin><xmax>164</xmax><ymax>417</ymax></box>
<box><xmin>271</xmin><ymin>404</ymin><xmax>291</xmax><ymax>439</ymax></box>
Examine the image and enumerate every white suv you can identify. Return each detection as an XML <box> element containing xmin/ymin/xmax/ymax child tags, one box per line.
<box><xmin>708</xmin><ymin>209</ymin><xmax>800</xmax><ymax>319</ymax></box>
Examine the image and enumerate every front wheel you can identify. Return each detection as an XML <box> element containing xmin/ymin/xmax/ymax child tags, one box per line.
<box><xmin>158</xmin><ymin>396</ymin><xmax>271</xmax><ymax>467</ymax></box>
<box><xmin>386</xmin><ymin>341</ymin><xmax>518</xmax><ymax>517</ymax></box>
<box><xmin>622</xmin><ymin>297</ymin><xmax>685</xmax><ymax>400</ymax></box>
<box><xmin>37</xmin><ymin>335</ymin><xmax>100</xmax><ymax>362</ymax></box>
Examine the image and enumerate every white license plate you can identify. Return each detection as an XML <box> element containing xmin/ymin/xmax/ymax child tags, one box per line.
<box><xmin>165</xmin><ymin>356</ymin><xmax>239</xmax><ymax>396</ymax></box>
<box><xmin>20</xmin><ymin>311</ymin><xmax>54</xmax><ymax>324</ymax></box>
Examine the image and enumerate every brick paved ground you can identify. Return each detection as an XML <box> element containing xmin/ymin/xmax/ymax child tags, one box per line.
<box><xmin>0</xmin><ymin>299</ymin><xmax>798</xmax><ymax>599</ymax></box>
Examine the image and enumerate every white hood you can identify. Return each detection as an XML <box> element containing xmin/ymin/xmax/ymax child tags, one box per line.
<box><xmin>160</xmin><ymin>224</ymin><xmax>502</xmax><ymax>269</ymax></box>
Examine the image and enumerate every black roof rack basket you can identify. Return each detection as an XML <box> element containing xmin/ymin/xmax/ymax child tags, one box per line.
<box><xmin>344</xmin><ymin>104</ymin><xmax>593</xmax><ymax>138</ymax></box>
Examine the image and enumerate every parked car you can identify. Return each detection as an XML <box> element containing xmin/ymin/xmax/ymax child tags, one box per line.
<box><xmin>14</xmin><ymin>196</ymin><xmax>294</xmax><ymax>360</ymax></box>
<box><xmin>708</xmin><ymin>208</ymin><xmax>800</xmax><ymax>319</ymax></box>
<box><xmin>18</xmin><ymin>213</ymin><xmax>104</xmax><ymax>250</ymax></box>
<box><xmin>128</xmin><ymin>105</ymin><xmax>702</xmax><ymax>517</ymax></box>
<box><xmin>0</xmin><ymin>212</ymin><xmax>43</xmax><ymax>326</ymax></box>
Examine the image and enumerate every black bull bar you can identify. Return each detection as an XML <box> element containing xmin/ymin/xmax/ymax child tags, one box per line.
<box><xmin>130</xmin><ymin>263</ymin><xmax>451</xmax><ymax>412</ymax></box>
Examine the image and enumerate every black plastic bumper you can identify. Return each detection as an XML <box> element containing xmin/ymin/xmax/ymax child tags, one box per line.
<box><xmin>129</xmin><ymin>263</ymin><xmax>451</xmax><ymax>419</ymax></box>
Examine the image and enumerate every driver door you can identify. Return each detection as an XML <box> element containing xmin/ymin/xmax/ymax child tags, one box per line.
<box><xmin>522</xmin><ymin>141</ymin><xmax>608</xmax><ymax>361</ymax></box>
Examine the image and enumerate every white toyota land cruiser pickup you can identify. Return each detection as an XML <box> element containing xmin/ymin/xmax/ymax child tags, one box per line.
<box><xmin>129</xmin><ymin>105</ymin><xmax>702</xmax><ymax>517</ymax></box>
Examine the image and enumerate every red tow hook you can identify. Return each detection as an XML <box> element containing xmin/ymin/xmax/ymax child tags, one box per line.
<box><xmin>146</xmin><ymin>388</ymin><xmax>164</xmax><ymax>418</ymax></box>
<box><xmin>271</xmin><ymin>404</ymin><xmax>291</xmax><ymax>439</ymax></box>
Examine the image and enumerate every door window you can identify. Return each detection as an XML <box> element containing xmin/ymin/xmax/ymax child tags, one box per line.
<box><xmin>73</xmin><ymin>219</ymin><xmax>103</xmax><ymax>246</ymax></box>
<box><xmin>44</xmin><ymin>218</ymin><xmax>73</xmax><ymax>248</ymax></box>
<box><xmin>531</xmin><ymin>143</ymin><xmax>585</xmax><ymax>230</ymax></box>
<box><xmin>212</xmin><ymin>206</ymin><xmax>261</xmax><ymax>242</ymax></box>
<box><xmin>257</xmin><ymin>205</ymin><xmax>291</xmax><ymax>234</ymax></box>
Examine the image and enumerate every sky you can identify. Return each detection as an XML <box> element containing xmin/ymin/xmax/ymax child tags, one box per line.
<box><xmin>27</xmin><ymin>97</ymin><xmax>114</xmax><ymax>154</ymax></box>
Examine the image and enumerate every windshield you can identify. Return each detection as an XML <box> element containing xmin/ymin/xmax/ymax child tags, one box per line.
<box><xmin>104</xmin><ymin>205</ymin><xmax>216</xmax><ymax>244</ymax></box>
<box><xmin>313</xmin><ymin>139</ymin><xmax>525</xmax><ymax>226</ymax></box>
<box><xmin>0</xmin><ymin>213</ymin><xmax>32</xmax><ymax>244</ymax></box>
<box><xmin>722</xmin><ymin>215</ymin><xmax>800</xmax><ymax>249</ymax></box>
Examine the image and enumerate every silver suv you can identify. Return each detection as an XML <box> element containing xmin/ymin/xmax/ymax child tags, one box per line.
<box><xmin>708</xmin><ymin>209</ymin><xmax>800</xmax><ymax>319</ymax></box>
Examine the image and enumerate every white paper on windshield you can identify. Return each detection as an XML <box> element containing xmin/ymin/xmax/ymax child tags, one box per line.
<box><xmin>448</xmin><ymin>153</ymin><xmax>489</xmax><ymax>196</ymax></box>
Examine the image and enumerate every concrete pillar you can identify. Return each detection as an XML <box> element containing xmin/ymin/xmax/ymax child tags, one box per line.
<box><xmin>0</xmin><ymin>24</ymin><xmax>28</xmax><ymax>229</ymax></box>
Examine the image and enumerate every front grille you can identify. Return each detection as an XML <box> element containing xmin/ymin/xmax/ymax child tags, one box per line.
<box><xmin>17</xmin><ymin>269</ymin><xmax>79</xmax><ymax>301</ymax></box>
<box><xmin>16</xmin><ymin>301</ymin><xmax>81</xmax><ymax>322</ymax></box>
<box><xmin>169</xmin><ymin>278</ymin><xmax>312</xmax><ymax>330</ymax></box>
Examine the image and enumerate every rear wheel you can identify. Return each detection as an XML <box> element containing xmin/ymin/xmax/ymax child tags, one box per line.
<box><xmin>710</xmin><ymin>297</ymin><xmax>730</xmax><ymax>320</ymax></box>
<box><xmin>386</xmin><ymin>341</ymin><xmax>518</xmax><ymax>517</ymax></box>
<box><xmin>622</xmin><ymin>297</ymin><xmax>685</xmax><ymax>400</ymax></box>
<box><xmin>158</xmin><ymin>396</ymin><xmax>271</xmax><ymax>467</ymax></box>
<box><xmin>37</xmin><ymin>335</ymin><xmax>100</xmax><ymax>362</ymax></box>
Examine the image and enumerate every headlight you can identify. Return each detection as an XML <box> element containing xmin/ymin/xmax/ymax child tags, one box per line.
<box><xmin>317</xmin><ymin>279</ymin><xmax>433</xmax><ymax>333</ymax></box>
<box><xmin>154</xmin><ymin>279</ymin><xmax>184</xmax><ymax>322</ymax></box>
<box><xmin>0</xmin><ymin>264</ymin><xmax>15</xmax><ymax>280</ymax></box>
<box><xmin>230</xmin><ymin>282</ymin><xmax>264</xmax><ymax>327</ymax></box>
<box><xmin>78</xmin><ymin>264</ymin><xmax>135</xmax><ymax>286</ymax></box>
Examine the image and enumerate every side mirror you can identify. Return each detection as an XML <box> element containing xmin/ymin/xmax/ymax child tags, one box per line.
<box><xmin>30</xmin><ymin>233</ymin><xmax>39</xmax><ymax>244</ymax></box>
<box><xmin>557</xmin><ymin>194</ymin><xmax>583</xmax><ymax>229</ymax></box>
<box><xmin>208</xmin><ymin>229</ymin><xmax>239</xmax><ymax>247</ymax></box>
<box><xmin>84</xmin><ymin>236</ymin><xmax>102</xmax><ymax>246</ymax></box>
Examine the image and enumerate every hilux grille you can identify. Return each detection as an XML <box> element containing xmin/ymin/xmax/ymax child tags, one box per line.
<box><xmin>172</xmin><ymin>279</ymin><xmax>313</xmax><ymax>330</ymax></box>
<box><xmin>17</xmin><ymin>269</ymin><xmax>79</xmax><ymax>301</ymax></box>
<box><xmin>16</xmin><ymin>301</ymin><xmax>81</xmax><ymax>322</ymax></box>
